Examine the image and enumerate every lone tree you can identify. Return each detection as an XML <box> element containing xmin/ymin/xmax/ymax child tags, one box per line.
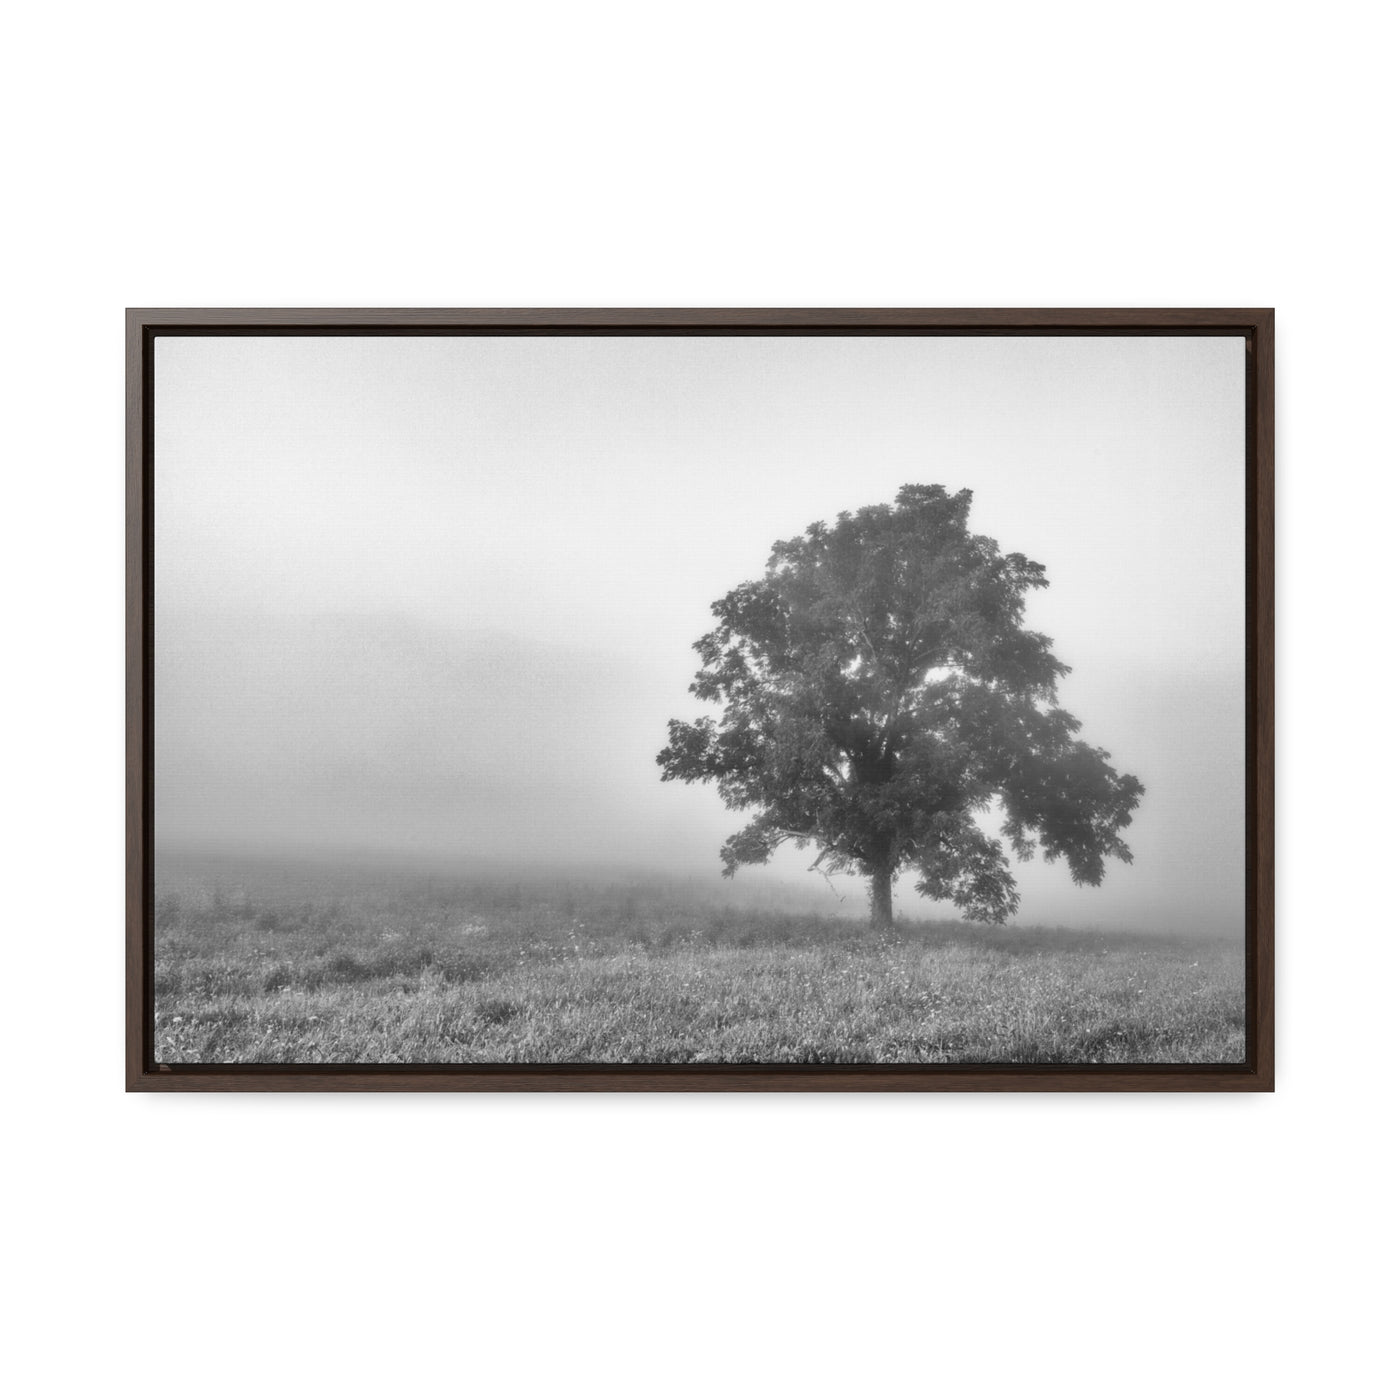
<box><xmin>657</xmin><ymin>485</ymin><xmax>1144</xmax><ymax>928</ymax></box>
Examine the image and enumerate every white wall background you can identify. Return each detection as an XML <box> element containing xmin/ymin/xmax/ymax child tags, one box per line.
<box><xmin>4</xmin><ymin>3</ymin><xmax>1394</xmax><ymax>1397</ymax></box>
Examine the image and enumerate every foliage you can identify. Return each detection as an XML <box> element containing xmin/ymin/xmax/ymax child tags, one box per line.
<box><xmin>658</xmin><ymin>485</ymin><xmax>1144</xmax><ymax>924</ymax></box>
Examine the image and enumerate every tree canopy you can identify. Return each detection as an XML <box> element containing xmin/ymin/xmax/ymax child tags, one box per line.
<box><xmin>657</xmin><ymin>484</ymin><xmax>1145</xmax><ymax>927</ymax></box>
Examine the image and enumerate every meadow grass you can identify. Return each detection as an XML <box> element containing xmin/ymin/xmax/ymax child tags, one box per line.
<box><xmin>153</xmin><ymin>864</ymin><xmax>1245</xmax><ymax>1064</ymax></box>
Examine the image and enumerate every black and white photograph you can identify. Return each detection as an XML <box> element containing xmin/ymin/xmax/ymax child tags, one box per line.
<box><xmin>22</xmin><ymin>0</ymin><xmax>1400</xmax><ymax>1393</ymax></box>
<box><xmin>148</xmin><ymin>323</ymin><xmax>1252</xmax><ymax>1068</ymax></box>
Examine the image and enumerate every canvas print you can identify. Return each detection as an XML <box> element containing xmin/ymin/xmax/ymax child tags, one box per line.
<box><xmin>153</xmin><ymin>332</ymin><xmax>1245</xmax><ymax>1065</ymax></box>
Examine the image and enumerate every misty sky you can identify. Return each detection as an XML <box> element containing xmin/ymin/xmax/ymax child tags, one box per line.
<box><xmin>155</xmin><ymin>334</ymin><xmax>1244</xmax><ymax>933</ymax></box>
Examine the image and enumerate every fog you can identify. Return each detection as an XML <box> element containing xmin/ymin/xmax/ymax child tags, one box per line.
<box><xmin>155</xmin><ymin>334</ymin><xmax>1243</xmax><ymax>934</ymax></box>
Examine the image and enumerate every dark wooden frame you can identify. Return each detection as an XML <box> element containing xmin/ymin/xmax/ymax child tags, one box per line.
<box><xmin>127</xmin><ymin>308</ymin><xmax>1274</xmax><ymax>1092</ymax></box>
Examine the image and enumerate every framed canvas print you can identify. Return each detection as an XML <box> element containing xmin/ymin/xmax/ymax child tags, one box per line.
<box><xmin>126</xmin><ymin>308</ymin><xmax>1273</xmax><ymax>1091</ymax></box>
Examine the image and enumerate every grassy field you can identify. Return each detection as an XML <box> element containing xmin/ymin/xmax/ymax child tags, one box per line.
<box><xmin>153</xmin><ymin>860</ymin><xmax>1245</xmax><ymax>1065</ymax></box>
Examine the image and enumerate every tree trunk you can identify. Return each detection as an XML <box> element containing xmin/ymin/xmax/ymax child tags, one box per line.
<box><xmin>869</xmin><ymin>868</ymin><xmax>894</xmax><ymax>929</ymax></box>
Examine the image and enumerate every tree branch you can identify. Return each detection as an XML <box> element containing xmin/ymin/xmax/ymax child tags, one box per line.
<box><xmin>808</xmin><ymin>845</ymin><xmax>846</xmax><ymax>902</ymax></box>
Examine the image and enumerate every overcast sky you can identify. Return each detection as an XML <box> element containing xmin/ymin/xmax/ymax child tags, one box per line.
<box><xmin>155</xmin><ymin>334</ymin><xmax>1244</xmax><ymax>933</ymax></box>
